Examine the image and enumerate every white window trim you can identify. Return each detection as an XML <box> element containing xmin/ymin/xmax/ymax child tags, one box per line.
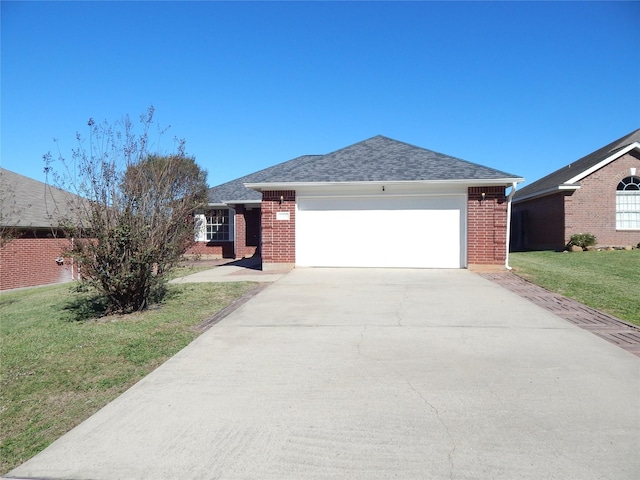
<box><xmin>194</xmin><ymin>213</ymin><xmax>207</xmax><ymax>242</ymax></box>
<box><xmin>615</xmin><ymin>176</ymin><xmax>640</xmax><ymax>230</ymax></box>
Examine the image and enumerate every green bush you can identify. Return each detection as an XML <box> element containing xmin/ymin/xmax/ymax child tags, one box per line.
<box><xmin>568</xmin><ymin>233</ymin><xmax>597</xmax><ymax>249</ymax></box>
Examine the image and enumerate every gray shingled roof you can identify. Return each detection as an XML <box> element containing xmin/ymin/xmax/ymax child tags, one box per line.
<box><xmin>0</xmin><ymin>168</ymin><xmax>78</xmax><ymax>228</ymax></box>
<box><xmin>513</xmin><ymin>128</ymin><xmax>640</xmax><ymax>201</ymax></box>
<box><xmin>208</xmin><ymin>135</ymin><xmax>521</xmax><ymax>204</ymax></box>
<box><xmin>207</xmin><ymin>155</ymin><xmax>320</xmax><ymax>204</ymax></box>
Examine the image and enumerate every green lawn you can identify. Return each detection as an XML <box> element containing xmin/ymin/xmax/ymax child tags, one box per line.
<box><xmin>0</xmin><ymin>280</ymin><xmax>258</xmax><ymax>475</ymax></box>
<box><xmin>509</xmin><ymin>250</ymin><xmax>640</xmax><ymax>325</ymax></box>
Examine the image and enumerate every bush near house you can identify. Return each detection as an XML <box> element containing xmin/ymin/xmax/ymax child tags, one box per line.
<box><xmin>567</xmin><ymin>233</ymin><xmax>597</xmax><ymax>250</ymax></box>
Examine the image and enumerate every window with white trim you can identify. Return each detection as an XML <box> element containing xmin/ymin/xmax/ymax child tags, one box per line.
<box><xmin>206</xmin><ymin>209</ymin><xmax>233</xmax><ymax>241</ymax></box>
<box><xmin>616</xmin><ymin>176</ymin><xmax>640</xmax><ymax>229</ymax></box>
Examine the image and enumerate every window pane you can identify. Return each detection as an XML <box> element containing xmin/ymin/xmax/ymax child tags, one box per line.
<box><xmin>617</xmin><ymin>176</ymin><xmax>640</xmax><ymax>191</ymax></box>
<box><xmin>205</xmin><ymin>209</ymin><xmax>231</xmax><ymax>240</ymax></box>
<box><xmin>616</xmin><ymin>191</ymin><xmax>640</xmax><ymax>229</ymax></box>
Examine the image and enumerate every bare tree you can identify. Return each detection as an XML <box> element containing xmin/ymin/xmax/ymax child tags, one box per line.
<box><xmin>45</xmin><ymin>107</ymin><xmax>208</xmax><ymax>314</ymax></box>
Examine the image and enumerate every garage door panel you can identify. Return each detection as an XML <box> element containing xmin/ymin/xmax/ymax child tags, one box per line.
<box><xmin>296</xmin><ymin>196</ymin><xmax>465</xmax><ymax>268</ymax></box>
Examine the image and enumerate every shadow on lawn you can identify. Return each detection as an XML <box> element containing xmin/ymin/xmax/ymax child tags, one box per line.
<box><xmin>63</xmin><ymin>289</ymin><xmax>110</xmax><ymax>321</ymax></box>
<box><xmin>62</xmin><ymin>283</ymin><xmax>180</xmax><ymax>322</ymax></box>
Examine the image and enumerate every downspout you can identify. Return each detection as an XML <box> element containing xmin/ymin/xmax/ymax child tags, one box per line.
<box><xmin>504</xmin><ymin>182</ymin><xmax>517</xmax><ymax>270</ymax></box>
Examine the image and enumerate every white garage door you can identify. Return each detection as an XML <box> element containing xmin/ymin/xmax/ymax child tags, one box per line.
<box><xmin>296</xmin><ymin>195</ymin><xmax>466</xmax><ymax>268</ymax></box>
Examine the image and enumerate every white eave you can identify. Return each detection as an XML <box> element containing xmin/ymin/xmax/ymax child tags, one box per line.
<box><xmin>244</xmin><ymin>178</ymin><xmax>524</xmax><ymax>191</ymax></box>
<box><xmin>513</xmin><ymin>184</ymin><xmax>580</xmax><ymax>203</ymax></box>
<box><xmin>565</xmin><ymin>142</ymin><xmax>640</xmax><ymax>184</ymax></box>
<box><xmin>220</xmin><ymin>199</ymin><xmax>262</xmax><ymax>206</ymax></box>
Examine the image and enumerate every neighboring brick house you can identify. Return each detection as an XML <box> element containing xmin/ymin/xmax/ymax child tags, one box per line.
<box><xmin>187</xmin><ymin>136</ymin><xmax>523</xmax><ymax>270</ymax></box>
<box><xmin>0</xmin><ymin>168</ymin><xmax>78</xmax><ymax>290</ymax></box>
<box><xmin>512</xmin><ymin>129</ymin><xmax>640</xmax><ymax>251</ymax></box>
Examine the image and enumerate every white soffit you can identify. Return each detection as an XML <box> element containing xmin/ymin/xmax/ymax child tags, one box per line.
<box><xmin>513</xmin><ymin>184</ymin><xmax>580</xmax><ymax>203</ymax></box>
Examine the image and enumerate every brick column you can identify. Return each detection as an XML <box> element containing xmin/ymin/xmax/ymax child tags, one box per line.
<box><xmin>467</xmin><ymin>186</ymin><xmax>508</xmax><ymax>265</ymax></box>
<box><xmin>234</xmin><ymin>206</ymin><xmax>247</xmax><ymax>259</ymax></box>
<box><xmin>261</xmin><ymin>190</ymin><xmax>296</xmax><ymax>271</ymax></box>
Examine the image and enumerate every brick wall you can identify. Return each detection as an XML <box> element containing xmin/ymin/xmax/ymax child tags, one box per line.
<box><xmin>565</xmin><ymin>151</ymin><xmax>640</xmax><ymax>246</ymax></box>
<box><xmin>185</xmin><ymin>241</ymin><xmax>234</xmax><ymax>259</ymax></box>
<box><xmin>0</xmin><ymin>237</ymin><xmax>76</xmax><ymax>290</ymax></box>
<box><xmin>261</xmin><ymin>190</ymin><xmax>295</xmax><ymax>269</ymax></box>
<box><xmin>467</xmin><ymin>186</ymin><xmax>508</xmax><ymax>264</ymax></box>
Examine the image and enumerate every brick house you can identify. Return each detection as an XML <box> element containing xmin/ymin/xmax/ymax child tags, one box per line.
<box><xmin>0</xmin><ymin>168</ymin><xmax>78</xmax><ymax>290</ymax></box>
<box><xmin>512</xmin><ymin>129</ymin><xmax>640</xmax><ymax>251</ymax></box>
<box><xmin>187</xmin><ymin>136</ymin><xmax>523</xmax><ymax>270</ymax></box>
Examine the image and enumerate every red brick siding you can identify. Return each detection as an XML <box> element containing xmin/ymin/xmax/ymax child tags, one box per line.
<box><xmin>0</xmin><ymin>237</ymin><xmax>76</xmax><ymax>290</ymax></box>
<box><xmin>234</xmin><ymin>206</ymin><xmax>248</xmax><ymax>258</ymax></box>
<box><xmin>565</xmin><ymin>151</ymin><xmax>640</xmax><ymax>246</ymax></box>
<box><xmin>512</xmin><ymin>193</ymin><xmax>566</xmax><ymax>250</ymax></box>
<box><xmin>261</xmin><ymin>191</ymin><xmax>295</xmax><ymax>265</ymax></box>
<box><xmin>185</xmin><ymin>241</ymin><xmax>234</xmax><ymax>259</ymax></box>
<box><xmin>467</xmin><ymin>187</ymin><xmax>508</xmax><ymax>264</ymax></box>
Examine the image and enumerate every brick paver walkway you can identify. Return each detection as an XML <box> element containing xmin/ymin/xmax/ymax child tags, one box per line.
<box><xmin>480</xmin><ymin>273</ymin><xmax>640</xmax><ymax>357</ymax></box>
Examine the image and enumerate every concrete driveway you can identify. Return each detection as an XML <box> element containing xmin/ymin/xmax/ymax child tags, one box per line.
<box><xmin>7</xmin><ymin>269</ymin><xmax>639</xmax><ymax>480</ymax></box>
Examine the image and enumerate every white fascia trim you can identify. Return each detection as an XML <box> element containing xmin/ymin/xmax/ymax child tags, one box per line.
<box><xmin>244</xmin><ymin>178</ymin><xmax>524</xmax><ymax>191</ymax></box>
<box><xmin>221</xmin><ymin>200</ymin><xmax>262</xmax><ymax>206</ymax></box>
<box><xmin>513</xmin><ymin>184</ymin><xmax>580</xmax><ymax>203</ymax></box>
<box><xmin>565</xmin><ymin>142</ymin><xmax>640</xmax><ymax>185</ymax></box>
<box><xmin>206</xmin><ymin>201</ymin><xmax>261</xmax><ymax>208</ymax></box>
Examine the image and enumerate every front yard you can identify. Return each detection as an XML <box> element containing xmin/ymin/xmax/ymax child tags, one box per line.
<box><xmin>509</xmin><ymin>250</ymin><xmax>640</xmax><ymax>325</ymax></box>
<box><xmin>0</xmin><ymin>280</ymin><xmax>258</xmax><ymax>475</ymax></box>
<box><xmin>2</xmin><ymin>252</ymin><xmax>638</xmax><ymax>474</ymax></box>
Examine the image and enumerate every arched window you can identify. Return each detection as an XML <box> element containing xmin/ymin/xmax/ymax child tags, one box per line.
<box><xmin>616</xmin><ymin>176</ymin><xmax>640</xmax><ymax>229</ymax></box>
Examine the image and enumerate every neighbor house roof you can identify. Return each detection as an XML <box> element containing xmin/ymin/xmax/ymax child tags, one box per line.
<box><xmin>0</xmin><ymin>168</ymin><xmax>77</xmax><ymax>228</ymax></box>
<box><xmin>513</xmin><ymin>128</ymin><xmax>640</xmax><ymax>203</ymax></box>
<box><xmin>208</xmin><ymin>135</ymin><xmax>522</xmax><ymax>205</ymax></box>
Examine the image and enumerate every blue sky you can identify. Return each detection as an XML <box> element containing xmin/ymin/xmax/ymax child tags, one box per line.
<box><xmin>2</xmin><ymin>1</ymin><xmax>639</xmax><ymax>189</ymax></box>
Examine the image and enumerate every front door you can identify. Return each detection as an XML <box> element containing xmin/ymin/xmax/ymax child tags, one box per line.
<box><xmin>245</xmin><ymin>208</ymin><xmax>261</xmax><ymax>247</ymax></box>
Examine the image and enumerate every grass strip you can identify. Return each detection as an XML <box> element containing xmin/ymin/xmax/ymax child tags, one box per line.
<box><xmin>509</xmin><ymin>250</ymin><xmax>640</xmax><ymax>325</ymax></box>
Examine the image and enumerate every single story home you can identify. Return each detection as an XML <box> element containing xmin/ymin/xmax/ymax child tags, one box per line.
<box><xmin>188</xmin><ymin>135</ymin><xmax>523</xmax><ymax>270</ymax></box>
<box><xmin>512</xmin><ymin>129</ymin><xmax>640</xmax><ymax>251</ymax></box>
<box><xmin>0</xmin><ymin>168</ymin><xmax>78</xmax><ymax>290</ymax></box>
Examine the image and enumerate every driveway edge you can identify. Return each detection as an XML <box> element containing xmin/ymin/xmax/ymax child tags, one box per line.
<box><xmin>479</xmin><ymin>272</ymin><xmax>640</xmax><ymax>357</ymax></box>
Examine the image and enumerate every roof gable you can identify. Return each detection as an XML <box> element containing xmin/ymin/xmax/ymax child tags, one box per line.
<box><xmin>514</xmin><ymin>128</ymin><xmax>640</xmax><ymax>202</ymax></box>
<box><xmin>208</xmin><ymin>135</ymin><xmax>522</xmax><ymax>204</ymax></box>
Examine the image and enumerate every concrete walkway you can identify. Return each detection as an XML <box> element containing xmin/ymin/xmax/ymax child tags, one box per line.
<box><xmin>7</xmin><ymin>268</ymin><xmax>639</xmax><ymax>480</ymax></box>
<box><xmin>170</xmin><ymin>257</ymin><xmax>287</xmax><ymax>284</ymax></box>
